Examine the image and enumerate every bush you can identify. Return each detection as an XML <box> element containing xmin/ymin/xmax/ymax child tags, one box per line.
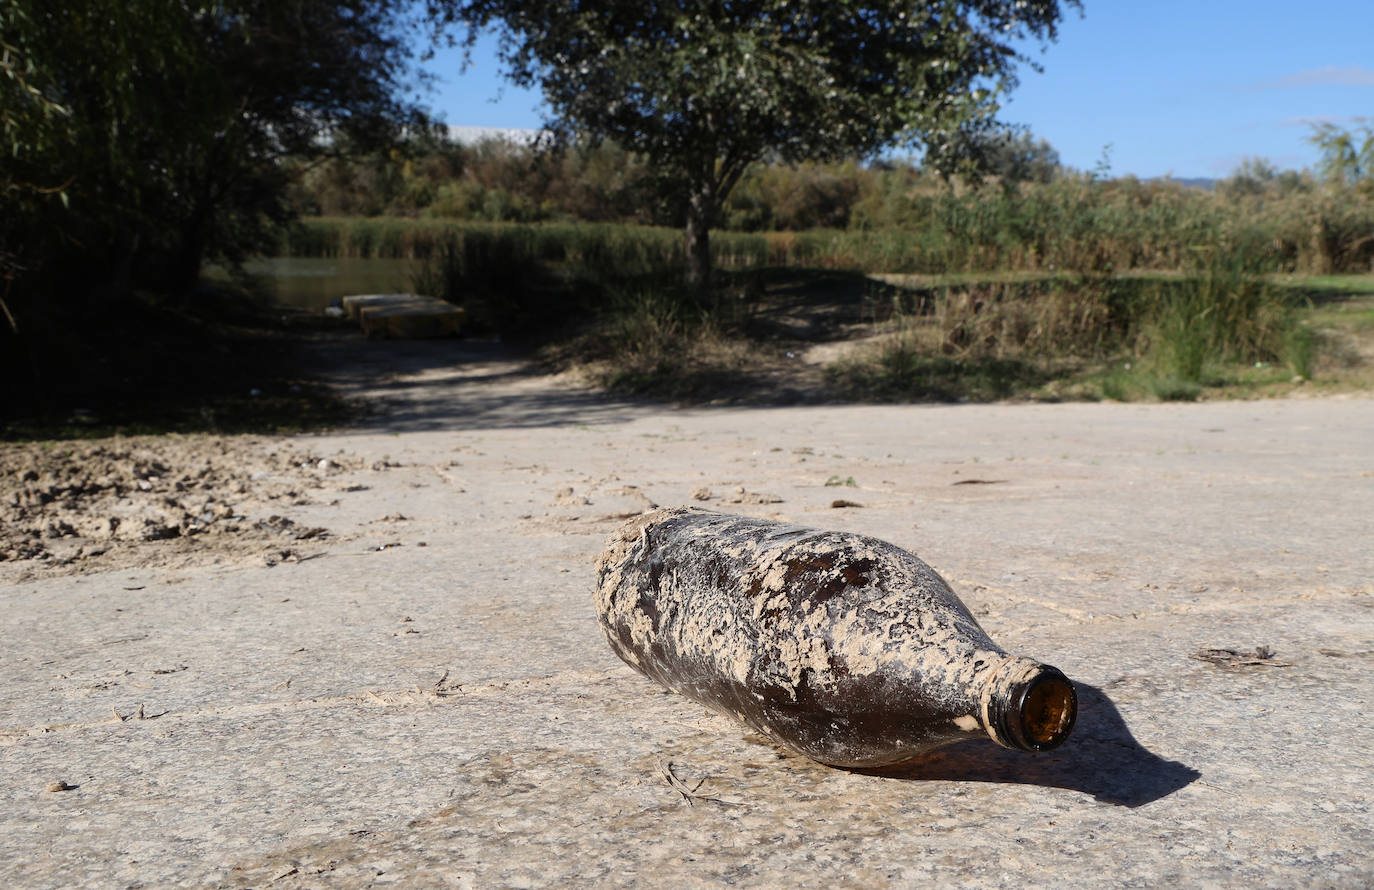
<box><xmin>826</xmin><ymin>244</ymin><xmax>1312</xmax><ymax>401</ymax></box>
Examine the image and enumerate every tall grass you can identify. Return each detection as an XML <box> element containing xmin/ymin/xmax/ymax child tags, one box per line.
<box><xmin>294</xmin><ymin>136</ymin><xmax>1374</xmax><ymax>274</ymax></box>
<box><xmin>287</xmin><ymin>151</ymin><xmax>1374</xmax><ymax>276</ymax></box>
<box><xmin>284</xmin><ymin>190</ymin><xmax>1374</xmax><ymax>280</ymax></box>
<box><xmin>1139</xmin><ymin>251</ymin><xmax>1305</xmax><ymax>390</ymax></box>
<box><xmin>281</xmin><ymin>217</ymin><xmax>770</xmax><ymax>269</ymax></box>
<box><xmin>830</xmin><ymin>255</ymin><xmax>1313</xmax><ymax>401</ymax></box>
<box><xmin>841</xmin><ymin>179</ymin><xmax>1374</xmax><ymax>275</ymax></box>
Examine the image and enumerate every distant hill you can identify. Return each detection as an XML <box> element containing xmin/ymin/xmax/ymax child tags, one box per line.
<box><xmin>1152</xmin><ymin>176</ymin><xmax>1216</xmax><ymax>190</ymax></box>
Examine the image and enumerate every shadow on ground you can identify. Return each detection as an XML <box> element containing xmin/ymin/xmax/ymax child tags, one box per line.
<box><xmin>862</xmin><ymin>684</ymin><xmax>1200</xmax><ymax>808</ymax></box>
<box><xmin>0</xmin><ymin>287</ymin><xmax>358</xmax><ymax>441</ymax></box>
<box><xmin>301</xmin><ymin>337</ymin><xmax>652</xmax><ymax>432</ymax></box>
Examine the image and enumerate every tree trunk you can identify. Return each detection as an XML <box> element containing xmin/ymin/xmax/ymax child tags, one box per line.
<box><xmin>106</xmin><ymin>228</ymin><xmax>140</xmax><ymax>304</ymax></box>
<box><xmin>684</xmin><ymin>184</ymin><xmax>715</xmax><ymax>299</ymax></box>
<box><xmin>169</xmin><ymin>204</ymin><xmax>210</xmax><ymax>295</ymax></box>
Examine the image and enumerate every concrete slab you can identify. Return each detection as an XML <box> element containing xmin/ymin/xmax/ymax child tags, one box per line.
<box><xmin>358</xmin><ymin>301</ymin><xmax>463</xmax><ymax>340</ymax></box>
<box><xmin>2</xmin><ymin>346</ymin><xmax>1372</xmax><ymax>888</ymax></box>
<box><xmin>342</xmin><ymin>294</ymin><xmax>464</xmax><ymax>339</ymax></box>
<box><xmin>340</xmin><ymin>294</ymin><xmax>414</xmax><ymax>320</ymax></box>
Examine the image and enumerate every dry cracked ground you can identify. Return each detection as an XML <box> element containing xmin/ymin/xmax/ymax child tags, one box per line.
<box><xmin>2</xmin><ymin>337</ymin><xmax>1372</xmax><ymax>889</ymax></box>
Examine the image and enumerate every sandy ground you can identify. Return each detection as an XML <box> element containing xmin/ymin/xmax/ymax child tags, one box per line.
<box><xmin>2</xmin><ymin>337</ymin><xmax>1372</xmax><ymax>888</ymax></box>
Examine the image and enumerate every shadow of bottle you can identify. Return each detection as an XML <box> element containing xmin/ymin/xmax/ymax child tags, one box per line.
<box><xmin>857</xmin><ymin>683</ymin><xmax>1199</xmax><ymax>807</ymax></box>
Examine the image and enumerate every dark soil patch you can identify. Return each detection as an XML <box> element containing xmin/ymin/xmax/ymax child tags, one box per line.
<box><xmin>0</xmin><ymin>435</ymin><xmax>377</xmax><ymax>579</ymax></box>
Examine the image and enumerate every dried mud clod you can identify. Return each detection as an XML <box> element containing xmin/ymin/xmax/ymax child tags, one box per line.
<box><xmin>1191</xmin><ymin>646</ymin><xmax>1293</xmax><ymax>669</ymax></box>
<box><xmin>0</xmin><ymin>435</ymin><xmax>363</xmax><ymax>577</ymax></box>
<box><xmin>722</xmin><ymin>486</ymin><xmax>783</xmax><ymax>504</ymax></box>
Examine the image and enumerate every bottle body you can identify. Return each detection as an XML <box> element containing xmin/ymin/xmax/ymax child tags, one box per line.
<box><xmin>595</xmin><ymin>507</ymin><xmax>1076</xmax><ymax>768</ymax></box>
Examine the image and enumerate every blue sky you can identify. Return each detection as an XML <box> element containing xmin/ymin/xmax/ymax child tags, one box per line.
<box><xmin>417</xmin><ymin>1</ymin><xmax>1373</xmax><ymax>179</ymax></box>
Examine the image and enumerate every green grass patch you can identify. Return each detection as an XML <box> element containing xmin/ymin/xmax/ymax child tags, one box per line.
<box><xmin>1276</xmin><ymin>273</ymin><xmax>1374</xmax><ymax>295</ymax></box>
<box><xmin>1299</xmin><ymin>295</ymin><xmax>1374</xmax><ymax>333</ymax></box>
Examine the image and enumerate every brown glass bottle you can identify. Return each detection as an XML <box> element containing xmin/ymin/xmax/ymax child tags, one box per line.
<box><xmin>595</xmin><ymin>507</ymin><xmax>1076</xmax><ymax>768</ymax></box>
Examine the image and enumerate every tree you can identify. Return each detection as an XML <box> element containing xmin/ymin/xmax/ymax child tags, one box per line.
<box><xmin>1309</xmin><ymin>121</ymin><xmax>1374</xmax><ymax>188</ymax></box>
<box><xmin>1</xmin><ymin>0</ymin><xmax>430</xmax><ymax>314</ymax></box>
<box><xmin>1219</xmin><ymin>157</ymin><xmax>1278</xmax><ymax>199</ymax></box>
<box><xmin>950</xmin><ymin>126</ymin><xmax>1062</xmax><ymax>185</ymax></box>
<box><xmin>1</xmin><ymin>0</ymin><xmax>74</xmax><ymax>328</ymax></box>
<box><xmin>439</xmin><ymin>0</ymin><xmax>1079</xmax><ymax>292</ymax></box>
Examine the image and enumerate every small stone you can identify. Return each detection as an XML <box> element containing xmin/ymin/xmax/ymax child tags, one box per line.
<box><xmin>45</xmin><ymin>781</ymin><xmax>76</xmax><ymax>793</ymax></box>
<box><xmin>689</xmin><ymin>487</ymin><xmax>712</xmax><ymax>501</ymax></box>
<box><xmin>553</xmin><ymin>487</ymin><xmax>588</xmax><ymax>506</ymax></box>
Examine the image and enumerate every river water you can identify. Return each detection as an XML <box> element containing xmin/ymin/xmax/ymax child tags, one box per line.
<box><xmin>205</xmin><ymin>257</ymin><xmax>421</xmax><ymax>312</ymax></box>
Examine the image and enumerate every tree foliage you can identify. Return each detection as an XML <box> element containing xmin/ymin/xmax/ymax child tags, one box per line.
<box><xmin>946</xmin><ymin>126</ymin><xmax>1062</xmax><ymax>185</ymax></box>
<box><xmin>1</xmin><ymin>0</ymin><xmax>429</xmax><ymax>321</ymax></box>
<box><xmin>438</xmin><ymin>0</ymin><xmax>1080</xmax><ymax>288</ymax></box>
<box><xmin>1309</xmin><ymin>122</ymin><xmax>1374</xmax><ymax>188</ymax></box>
<box><xmin>0</xmin><ymin>4</ymin><xmax>69</xmax><ymax>185</ymax></box>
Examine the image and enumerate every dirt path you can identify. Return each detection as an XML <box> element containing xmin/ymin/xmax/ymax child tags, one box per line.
<box><xmin>2</xmin><ymin>340</ymin><xmax>1372</xmax><ymax>888</ymax></box>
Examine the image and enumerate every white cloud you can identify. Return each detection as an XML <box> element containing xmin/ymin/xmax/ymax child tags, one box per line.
<box><xmin>1277</xmin><ymin>114</ymin><xmax>1369</xmax><ymax>128</ymax></box>
<box><xmin>448</xmin><ymin>125</ymin><xmax>544</xmax><ymax>145</ymax></box>
<box><xmin>1253</xmin><ymin>65</ymin><xmax>1374</xmax><ymax>89</ymax></box>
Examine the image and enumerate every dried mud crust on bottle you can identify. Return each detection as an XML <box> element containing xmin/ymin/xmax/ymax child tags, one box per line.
<box><xmin>595</xmin><ymin>506</ymin><xmax>1077</xmax><ymax>767</ymax></box>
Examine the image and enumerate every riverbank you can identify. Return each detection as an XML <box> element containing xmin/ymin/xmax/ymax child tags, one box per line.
<box><xmin>6</xmin><ymin>263</ymin><xmax>1373</xmax><ymax>443</ymax></box>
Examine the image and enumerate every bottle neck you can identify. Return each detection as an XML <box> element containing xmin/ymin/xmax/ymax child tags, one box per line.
<box><xmin>979</xmin><ymin>656</ymin><xmax>1078</xmax><ymax>752</ymax></box>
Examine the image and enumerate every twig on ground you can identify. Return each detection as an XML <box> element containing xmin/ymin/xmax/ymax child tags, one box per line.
<box><xmin>660</xmin><ymin>760</ymin><xmax>739</xmax><ymax>807</ymax></box>
<box><xmin>428</xmin><ymin>668</ymin><xmax>462</xmax><ymax>697</ymax></box>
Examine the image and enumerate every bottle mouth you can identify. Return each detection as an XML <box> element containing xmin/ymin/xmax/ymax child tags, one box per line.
<box><xmin>1013</xmin><ymin>669</ymin><xmax>1077</xmax><ymax>750</ymax></box>
<box><xmin>983</xmin><ymin>659</ymin><xmax>1078</xmax><ymax>752</ymax></box>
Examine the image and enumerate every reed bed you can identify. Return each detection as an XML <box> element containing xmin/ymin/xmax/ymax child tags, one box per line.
<box><xmin>830</xmin><ymin>261</ymin><xmax>1313</xmax><ymax>401</ymax></box>
<box><xmin>284</xmin><ymin>186</ymin><xmax>1374</xmax><ymax>280</ymax></box>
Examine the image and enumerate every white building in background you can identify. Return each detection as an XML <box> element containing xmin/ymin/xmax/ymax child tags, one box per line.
<box><xmin>448</xmin><ymin>126</ymin><xmax>544</xmax><ymax>146</ymax></box>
